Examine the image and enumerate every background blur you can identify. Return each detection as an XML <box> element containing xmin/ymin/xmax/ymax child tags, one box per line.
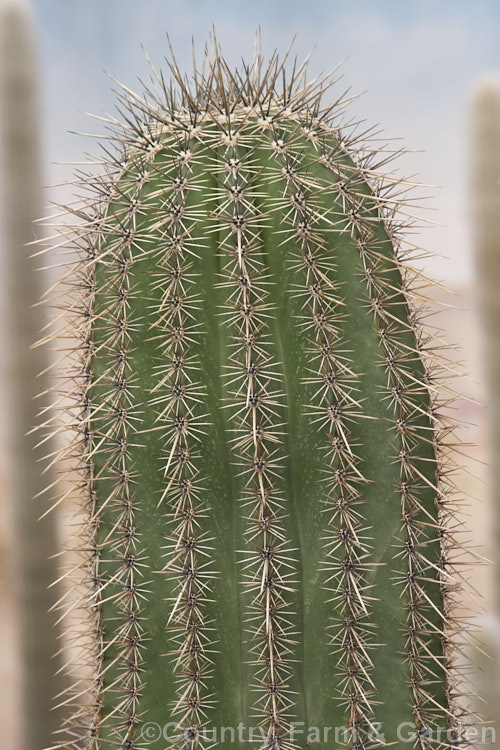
<box><xmin>0</xmin><ymin>1</ymin><xmax>498</xmax><ymax>748</ymax></box>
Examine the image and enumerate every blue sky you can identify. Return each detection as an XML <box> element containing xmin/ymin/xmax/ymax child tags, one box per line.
<box><xmin>27</xmin><ymin>0</ymin><xmax>500</xmax><ymax>283</ymax></box>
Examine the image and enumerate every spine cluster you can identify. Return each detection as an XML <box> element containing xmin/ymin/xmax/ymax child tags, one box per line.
<box><xmin>91</xmin><ymin>163</ymin><xmax>148</xmax><ymax>747</ymax></box>
<box><xmin>268</xmin><ymin>121</ymin><xmax>380</xmax><ymax>747</ymax></box>
<box><xmin>213</xmin><ymin>121</ymin><xmax>300</xmax><ymax>749</ymax></box>
<box><xmin>71</xmin><ymin>232</ymin><xmax>103</xmax><ymax>747</ymax></box>
<box><xmin>152</xmin><ymin>134</ymin><xmax>216</xmax><ymax>748</ymax></box>
<box><xmin>320</xmin><ymin>147</ymin><xmax>463</xmax><ymax>742</ymax></box>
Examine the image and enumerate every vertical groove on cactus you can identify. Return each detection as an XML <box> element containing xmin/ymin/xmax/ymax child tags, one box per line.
<box><xmin>41</xmin><ymin>38</ymin><xmax>477</xmax><ymax>750</ymax></box>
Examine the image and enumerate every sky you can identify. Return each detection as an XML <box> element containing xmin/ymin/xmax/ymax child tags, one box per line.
<box><xmin>26</xmin><ymin>0</ymin><xmax>500</xmax><ymax>283</ymax></box>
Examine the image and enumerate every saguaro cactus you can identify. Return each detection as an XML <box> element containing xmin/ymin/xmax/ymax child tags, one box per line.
<box><xmin>471</xmin><ymin>76</ymin><xmax>500</xmax><ymax>744</ymax></box>
<box><xmin>472</xmin><ymin>77</ymin><xmax>500</xmax><ymax>601</ymax></box>
<box><xmin>0</xmin><ymin>1</ymin><xmax>64</xmax><ymax>748</ymax></box>
<box><xmin>48</xmin><ymin>43</ymin><xmax>472</xmax><ymax>750</ymax></box>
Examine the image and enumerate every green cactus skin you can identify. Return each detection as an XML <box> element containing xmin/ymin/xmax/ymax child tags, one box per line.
<box><xmin>471</xmin><ymin>76</ymin><xmax>500</xmax><ymax>746</ymax></box>
<box><xmin>0</xmin><ymin>1</ymin><xmax>65</xmax><ymax>748</ymax></box>
<box><xmin>48</xmin><ymin>43</ymin><xmax>474</xmax><ymax>750</ymax></box>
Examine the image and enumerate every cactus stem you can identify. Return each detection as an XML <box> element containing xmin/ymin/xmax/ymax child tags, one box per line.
<box><xmin>36</xmin><ymin>35</ymin><xmax>479</xmax><ymax>750</ymax></box>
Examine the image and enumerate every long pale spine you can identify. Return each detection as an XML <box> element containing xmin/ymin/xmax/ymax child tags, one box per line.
<box><xmin>44</xmin><ymin>44</ymin><xmax>475</xmax><ymax>750</ymax></box>
<box><xmin>0</xmin><ymin>1</ymin><xmax>65</xmax><ymax>747</ymax></box>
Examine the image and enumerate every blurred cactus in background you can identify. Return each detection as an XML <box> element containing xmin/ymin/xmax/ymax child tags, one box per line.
<box><xmin>0</xmin><ymin>0</ymin><xmax>64</xmax><ymax>748</ymax></box>
<box><xmin>471</xmin><ymin>76</ymin><xmax>500</xmax><ymax>744</ymax></box>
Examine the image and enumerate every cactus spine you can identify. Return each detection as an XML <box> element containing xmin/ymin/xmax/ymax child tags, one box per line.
<box><xmin>0</xmin><ymin>1</ymin><xmax>65</xmax><ymax>748</ymax></box>
<box><xmin>471</xmin><ymin>76</ymin><xmax>500</xmax><ymax>743</ymax></box>
<box><xmin>48</xmin><ymin>42</ymin><xmax>473</xmax><ymax>750</ymax></box>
